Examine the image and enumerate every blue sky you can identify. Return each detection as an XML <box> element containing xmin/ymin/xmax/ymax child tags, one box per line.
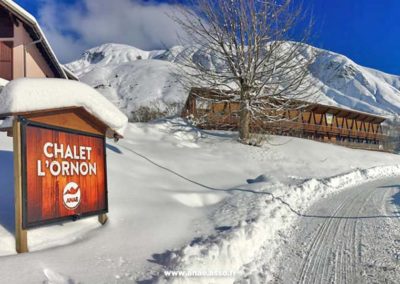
<box><xmin>13</xmin><ymin>0</ymin><xmax>400</xmax><ymax>75</ymax></box>
<box><xmin>308</xmin><ymin>0</ymin><xmax>400</xmax><ymax>75</ymax></box>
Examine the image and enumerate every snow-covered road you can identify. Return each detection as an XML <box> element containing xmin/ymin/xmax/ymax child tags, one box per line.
<box><xmin>274</xmin><ymin>177</ymin><xmax>400</xmax><ymax>284</ymax></box>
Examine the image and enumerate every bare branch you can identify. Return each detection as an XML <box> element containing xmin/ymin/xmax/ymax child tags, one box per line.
<box><xmin>171</xmin><ymin>0</ymin><xmax>319</xmax><ymax>143</ymax></box>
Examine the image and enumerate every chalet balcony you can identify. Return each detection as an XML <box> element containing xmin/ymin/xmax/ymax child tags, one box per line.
<box><xmin>259</xmin><ymin>121</ymin><xmax>386</xmax><ymax>141</ymax></box>
<box><xmin>194</xmin><ymin>115</ymin><xmax>387</xmax><ymax>145</ymax></box>
<box><xmin>183</xmin><ymin>88</ymin><xmax>391</xmax><ymax>152</ymax></box>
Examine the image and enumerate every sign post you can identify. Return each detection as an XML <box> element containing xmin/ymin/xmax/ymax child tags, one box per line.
<box><xmin>98</xmin><ymin>213</ymin><xmax>108</xmax><ymax>225</ymax></box>
<box><xmin>0</xmin><ymin>79</ymin><xmax>127</xmax><ymax>254</ymax></box>
<box><xmin>21</xmin><ymin>118</ymin><xmax>108</xmax><ymax>229</ymax></box>
<box><xmin>13</xmin><ymin>118</ymin><xmax>28</xmax><ymax>253</ymax></box>
<box><xmin>6</xmin><ymin>109</ymin><xmax>115</xmax><ymax>253</ymax></box>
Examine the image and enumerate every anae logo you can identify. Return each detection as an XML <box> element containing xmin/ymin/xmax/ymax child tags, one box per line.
<box><xmin>63</xmin><ymin>182</ymin><xmax>81</xmax><ymax>210</ymax></box>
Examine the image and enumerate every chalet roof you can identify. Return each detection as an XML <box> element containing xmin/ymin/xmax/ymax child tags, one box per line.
<box><xmin>63</xmin><ymin>66</ymin><xmax>79</xmax><ymax>81</ymax></box>
<box><xmin>305</xmin><ymin>104</ymin><xmax>386</xmax><ymax>123</ymax></box>
<box><xmin>189</xmin><ymin>87</ymin><xmax>387</xmax><ymax>124</ymax></box>
<box><xmin>0</xmin><ymin>0</ymin><xmax>68</xmax><ymax>79</ymax></box>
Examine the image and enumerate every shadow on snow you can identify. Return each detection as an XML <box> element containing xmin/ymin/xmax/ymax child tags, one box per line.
<box><xmin>0</xmin><ymin>150</ymin><xmax>15</xmax><ymax>235</ymax></box>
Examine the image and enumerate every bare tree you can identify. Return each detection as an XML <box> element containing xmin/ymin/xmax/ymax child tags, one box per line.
<box><xmin>172</xmin><ymin>0</ymin><xmax>318</xmax><ymax>143</ymax></box>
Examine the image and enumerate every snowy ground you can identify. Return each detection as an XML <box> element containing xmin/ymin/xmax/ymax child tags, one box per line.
<box><xmin>0</xmin><ymin>118</ymin><xmax>399</xmax><ymax>283</ymax></box>
<box><xmin>274</xmin><ymin>177</ymin><xmax>400</xmax><ymax>284</ymax></box>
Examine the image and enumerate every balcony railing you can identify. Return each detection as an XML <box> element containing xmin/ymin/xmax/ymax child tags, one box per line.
<box><xmin>194</xmin><ymin>114</ymin><xmax>387</xmax><ymax>141</ymax></box>
<box><xmin>260</xmin><ymin>121</ymin><xmax>386</xmax><ymax>141</ymax></box>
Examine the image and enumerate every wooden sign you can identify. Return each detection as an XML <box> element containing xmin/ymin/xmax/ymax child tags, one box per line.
<box><xmin>20</xmin><ymin>119</ymin><xmax>108</xmax><ymax>229</ymax></box>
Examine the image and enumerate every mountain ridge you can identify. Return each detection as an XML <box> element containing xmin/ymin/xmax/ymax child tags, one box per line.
<box><xmin>66</xmin><ymin>43</ymin><xmax>400</xmax><ymax>121</ymax></box>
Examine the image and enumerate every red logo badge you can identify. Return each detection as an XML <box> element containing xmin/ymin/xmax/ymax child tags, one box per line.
<box><xmin>63</xmin><ymin>182</ymin><xmax>81</xmax><ymax>210</ymax></box>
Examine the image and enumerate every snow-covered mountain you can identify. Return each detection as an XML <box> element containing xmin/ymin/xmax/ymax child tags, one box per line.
<box><xmin>309</xmin><ymin>50</ymin><xmax>400</xmax><ymax>116</ymax></box>
<box><xmin>67</xmin><ymin>44</ymin><xmax>185</xmax><ymax>121</ymax></box>
<box><xmin>66</xmin><ymin>43</ymin><xmax>400</xmax><ymax>121</ymax></box>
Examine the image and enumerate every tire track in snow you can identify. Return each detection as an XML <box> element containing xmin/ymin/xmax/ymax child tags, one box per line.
<box><xmin>297</xmin><ymin>188</ymin><xmax>356</xmax><ymax>284</ymax></box>
<box><xmin>277</xmin><ymin>178</ymin><xmax>400</xmax><ymax>284</ymax></box>
<box><xmin>297</xmin><ymin>187</ymin><xmax>367</xmax><ymax>284</ymax></box>
<box><xmin>299</xmin><ymin>201</ymin><xmax>345</xmax><ymax>284</ymax></box>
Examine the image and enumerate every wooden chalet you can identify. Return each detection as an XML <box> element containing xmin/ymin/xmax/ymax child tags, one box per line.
<box><xmin>182</xmin><ymin>88</ymin><xmax>389</xmax><ymax>151</ymax></box>
<box><xmin>0</xmin><ymin>0</ymin><xmax>77</xmax><ymax>81</ymax></box>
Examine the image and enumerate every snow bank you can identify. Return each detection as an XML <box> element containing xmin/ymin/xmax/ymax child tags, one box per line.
<box><xmin>0</xmin><ymin>78</ymin><xmax>128</xmax><ymax>135</ymax></box>
<box><xmin>155</xmin><ymin>165</ymin><xmax>400</xmax><ymax>283</ymax></box>
<box><xmin>0</xmin><ymin>78</ymin><xmax>8</xmax><ymax>87</ymax></box>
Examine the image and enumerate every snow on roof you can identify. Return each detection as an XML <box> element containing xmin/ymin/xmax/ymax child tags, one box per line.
<box><xmin>0</xmin><ymin>0</ymin><xmax>67</xmax><ymax>79</ymax></box>
<box><xmin>0</xmin><ymin>0</ymin><xmax>36</xmax><ymax>22</ymax></box>
<box><xmin>0</xmin><ymin>78</ymin><xmax>128</xmax><ymax>136</ymax></box>
<box><xmin>0</xmin><ymin>78</ymin><xmax>8</xmax><ymax>87</ymax></box>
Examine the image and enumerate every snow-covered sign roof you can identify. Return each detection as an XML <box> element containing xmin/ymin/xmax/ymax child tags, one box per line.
<box><xmin>0</xmin><ymin>78</ymin><xmax>128</xmax><ymax>136</ymax></box>
<box><xmin>0</xmin><ymin>0</ymin><xmax>67</xmax><ymax>79</ymax></box>
<box><xmin>0</xmin><ymin>78</ymin><xmax>8</xmax><ymax>87</ymax></box>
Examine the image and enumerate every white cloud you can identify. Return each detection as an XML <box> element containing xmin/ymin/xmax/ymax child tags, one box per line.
<box><xmin>38</xmin><ymin>0</ymin><xmax>186</xmax><ymax>63</ymax></box>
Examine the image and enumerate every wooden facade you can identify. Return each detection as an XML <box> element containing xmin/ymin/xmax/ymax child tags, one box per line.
<box><xmin>182</xmin><ymin>88</ymin><xmax>388</xmax><ymax>151</ymax></box>
<box><xmin>0</xmin><ymin>41</ymin><xmax>12</xmax><ymax>80</ymax></box>
<box><xmin>0</xmin><ymin>6</ymin><xmax>13</xmax><ymax>80</ymax></box>
<box><xmin>0</xmin><ymin>2</ymin><xmax>70</xmax><ymax>80</ymax></box>
<box><xmin>3</xmin><ymin>106</ymin><xmax>114</xmax><ymax>252</ymax></box>
<box><xmin>5</xmin><ymin>107</ymin><xmax>111</xmax><ymax>247</ymax></box>
<box><xmin>0</xmin><ymin>5</ymin><xmax>14</xmax><ymax>38</ymax></box>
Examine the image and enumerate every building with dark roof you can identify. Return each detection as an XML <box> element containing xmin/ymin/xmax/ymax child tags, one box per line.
<box><xmin>182</xmin><ymin>88</ymin><xmax>389</xmax><ymax>151</ymax></box>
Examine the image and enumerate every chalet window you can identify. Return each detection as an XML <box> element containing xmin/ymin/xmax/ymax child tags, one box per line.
<box><xmin>314</xmin><ymin>114</ymin><xmax>322</xmax><ymax>125</ymax></box>
<box><xmin>0</xmin><ymin>7</ymin><xmax>14</xmax><ymax>38</ymax></box>
<box><xmin>228</xmin><ymin>103</ymin><xmax>239</xmax><ymax>114</ymax></box>
<box><xmin>301</xmin><ymin>112</ymin><xmax>310</xmax><ymax>123</ymax></box>
<box><xmin>336</xmin><ymin>117</ymin><xmax>343</xmax><ymax>128</ymax></box>
<box><xmin>196</xmin><ymin>98</ymin><xmax>211</xmax><ymax>111</ymax></box>
<box><xmin>0</xmin><ymin>41</ymin><xmax>12</xmax><ymax>80</ymax></box>
<box><xmin>212</xmin><ymin>102</ymin><xmax>226</xmax><ymax>114</ymax></box>
<box><xmin>326</xmin><ymin>113</ymin><xmax>333</xmax><ymax>125</ymax></box>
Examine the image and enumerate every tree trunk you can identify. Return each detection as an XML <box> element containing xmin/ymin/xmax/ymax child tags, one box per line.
<box><xmin>239</xmin><ymin>100</ymin><xmax>250</xmax><ymax>143</ymax></box>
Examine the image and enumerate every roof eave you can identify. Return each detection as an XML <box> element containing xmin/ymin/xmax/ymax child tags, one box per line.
<box><xmin>63</xmin><ymin>66</ymin><xmax>79</xmax><ymax>81</ymax></box>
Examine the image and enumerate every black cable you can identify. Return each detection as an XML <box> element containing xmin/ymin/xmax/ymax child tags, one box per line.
<box><xmin>115</xmin><ymin>142</ymin><xmax>400</xmax><ymax>220</ymax></box>
<box><xmin>116</xmin><ymin>142</ymin><xmax>304</xmax><ymax>216</ymax></box>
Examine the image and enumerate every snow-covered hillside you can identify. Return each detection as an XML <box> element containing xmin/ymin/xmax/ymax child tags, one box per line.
<box><xmin>309</xmin><ymin>50</ymin><xmax>400</xmax><ymax>115</ymax></box>
<box><xmin>66</xmin><ymin>43</ymin><xmax>400</xmax><ymax>121</ymax></box>
<box><xmin>67</xmin><ymin>44</ymin><xmax>186</xmax><ymax>121</ymax></box>
<box><xmin>1</xmin><ymin>119</ymin><xmax>400</xmax><ymax>283</ymax></box>
<box><xmin>67</xmin><ymin>43</ymin><xmax>165</xmax><ymax>76</ymax></box>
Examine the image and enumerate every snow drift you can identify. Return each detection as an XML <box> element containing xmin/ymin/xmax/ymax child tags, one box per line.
<box><xmin>152</xmin><ymin>165</ymin><xmax>400</xmax><ymax>283</ymax></box>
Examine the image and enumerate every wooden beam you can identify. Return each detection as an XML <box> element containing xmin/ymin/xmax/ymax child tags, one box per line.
<box><xmin>13</xmin><ymin>118</ymin><xmax>28</xmax><ymax>253</ymax></box>
<box><xmin>98</xmin><ymin>213</ymin><xmax>108</xmax><ymax>225</ymax></box>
